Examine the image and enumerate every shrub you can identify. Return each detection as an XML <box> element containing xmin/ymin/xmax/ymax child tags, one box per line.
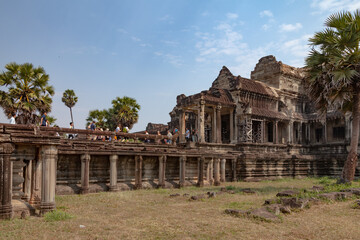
<box><xmin>44</xmin><ymin>209</ymin><xmax>74</xmax><ymax>222</ymax></box>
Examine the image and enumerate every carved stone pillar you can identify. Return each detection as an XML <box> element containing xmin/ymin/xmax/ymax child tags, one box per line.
<box><xmin>298</xmin><ymin>122</ymin><xmax>302</xmax><ymax>144</ymax></box>
<box><xmin>80</xmin><ymin>153</ymin><xmax>90</xmax><ymax>194</ymax></box>
<box><xmin>230</xmin><ymin>110</ymin><xmax>234</xmax><ymax>143</ymax></box>
<box><xmin>179</xmin><ymin>110</ymin><xmax>186</xmax><ymax>143</ymax></box>
<box><xmin>158</xmin><ymin>155</ymin><xmax>166</xmax><ymax>188</ymax></box>
<box><xmin>345</xmin><ymin>115</ymin><xmax>351</xmax><ymax>143</ymax></box>
<box><xmin>109</xmin><ymin>155</ymin><xmax>118</xmax><ymax>192</ymax></box>
<box><xmin>23</xmin><ymin>160</ymin><xmax>32</xmax><ymax>202</ymax></box>
<box><xmin>307</xmin><ymin>123</ymin><xmax>311</xmax><ymax>143</ymax></box>
<box><xmin>214</xmin><ymin>158</ymin><xmax>220</xmax><ymax>186</ymax></box>
<box><xmin>288</xmin><ymin>120</ymin><xmax>293</xmax><ymax>144</ymax></box>
<box><xmin>209</xmin><ymin>158</ymin><xmax>214</xmax><ymax>185</ymax></box>
<box><xmin>212</xmin><ymin>107</ymin><xmax>217</xmax><ymax>143</ymax></box>
<box><xmin>216</xmin><ymin>105</ymin><xmax>222</xmax><ymax>143</ymax></box>
<box><xmin>206</xmin><ymin>158</ymin><xmax>214</xmax><ymax>185</ymax></box>
<box><xmin>40</xmin><ymin>145</ymin><xmax>58</xmax><ymax>215</ymax></box>
<box><xmin>0</xmin><ymin>143</ymin><xmax>14</xmax><ymax>219</ymax></box>
<box><xmin>274</xmin><ymin>120</ymin><xmax>278</xmax><ymax>144</ymax></box>
<box><xmin>179</xmin><ymin>156</ymin><xmax>186</xmax><ymax>187</ymax></box>
<box><xmin>323</xmin><ymin>121</ymin><xmax>327</xmax><ymax>143</ymax></box>
<box><xmin>198</xmin><ymin>100</ymin><xmax>205</xmax><ymax>143</ymax></box>
<box><xmin>220</xmin><ymin>159</ymin><xmax>226</xmax><ymax>182</ymax></box>
<box><xmin>30</xmin><ymin>149</ymin><xmax>42</xmax><ymax>206</ymax></box>
<box><xmin>197</xmin><ymin>157</ymin><xmax>204</xmax><ymax>187</ymax></box>
<box><xmin>232</xmin><ymin>158</ymin><xmax>237</xmax><ymax>182</ymax></box>
<box><xmin>135</xmin><ymin>155</ymin><xmax>143</xmax><ymax>189</ymax></box>
<box><xmin>233</xmin><ymin>114</ymin><xmax>239</xmax><ymax>144</ymax></box>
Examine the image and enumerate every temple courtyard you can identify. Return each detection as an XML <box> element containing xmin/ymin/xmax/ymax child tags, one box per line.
<box><xmin>1</xmin><ymin>177</ymin><xmax>359</xmax><ymax>240</ymax></box>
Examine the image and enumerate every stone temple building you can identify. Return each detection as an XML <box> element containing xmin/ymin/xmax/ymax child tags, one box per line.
<box><xmin>169</xmin><ymin>55</ymin><xmax>350</xmax><ymax>146</ymax></box>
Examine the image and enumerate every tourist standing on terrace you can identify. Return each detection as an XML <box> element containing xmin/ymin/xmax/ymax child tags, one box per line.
<box><xmin>156</xmin><ymin>131</ymin><xmax>161</xmax><ymax>144</ymax></box>
<box><xmin>144</xmin><ymin>130</ymin><xmax>150</xmax><ymax>143</ymax></box>
<box><xmin>88</xmin><ymin>121</ymin><xmax>96</xmax><ymax>140</ymax></box>
<box><xmin>185</xmin><ymin>128</ymin><xmax>190</xmax><ymax>142</ymax></box>
<box><xmin>68</xmin><ymin>122</ymin><xmax>74</xmax><ymax>139</ymax></box>
<box><xmin>167</xmin><ymin>130</ymin><xmax>173</xmax><ymax>144</ymax></box>
<box><xmin>9</xmin><ymin>113</ymin><xmax>16</xmax><ymax>124</ymax></box>
<box><xmin>115</xmin><ymin>124</ymin><xmax>121</xmax><ymax>141</ymax></box>
<box><xmin>40</xmin><ymin>112</ymin><xmax>49</xmax><ymax>126</ymax></box>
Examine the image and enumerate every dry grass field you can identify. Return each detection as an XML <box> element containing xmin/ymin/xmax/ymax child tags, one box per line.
<box><xmin>1</xmin><ymin>177</ymin><xmax>360</xmax><ymax>240</ymax></box>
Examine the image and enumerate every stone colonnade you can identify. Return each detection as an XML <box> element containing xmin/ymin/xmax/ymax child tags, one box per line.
<box><xmin>79</xmin><ymin>154</ymin><xmax>237</xmax><ymax>194</ymax></box>
<box><xmin>0</xmin><ymin>144</ymin><xmax>57</xmax><ymax>219</ymax></box>
<box><xmin>179</xmin><ymin>102</ymin><xmax>236</xmax><ymax>144</ymax></box>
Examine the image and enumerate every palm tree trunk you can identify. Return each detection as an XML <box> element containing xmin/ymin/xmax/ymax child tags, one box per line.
<box><xmin>342</xmin><ymin>88</ymin><xmax>360</xmax><ymax>182</ymax></box>
<box><xmin>70</xmin><ymin>107</ymin><xmax>74</xmax><ymax>128</ymax></box>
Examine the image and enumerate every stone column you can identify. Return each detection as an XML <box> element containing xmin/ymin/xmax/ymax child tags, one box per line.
<box><xmin>288</xmin><ymin>120</ymin><xmax>293</xmax><ymax>144</ymax></box>
<box><xmin>233</xmin><ymin>114</ymin><xmax>239</xmax><ymax>144</ymax></box>
<box><xmin>323</xmin><ymin>121</ymin><xmax>327</xmax><ymax>143</ymax></box>
<box><xmin>198</xmin><ymin>100</ymin><xmax>205</xmax><ymax>143</ymax></box>
<box><xmin>0</xmin><ymin>143</ymin><xmax>14</xmax><ymax>219</ymax></box>
<box><xmin>206</xmin><ymin>158</ymin><xmax>214</xmax><ymax>185</ymax></box>
<box><xmin>135</xmin><ymin>155</ymin><xmax>143</xmax><ymax>189</ymax></box>
<box><xmin>109</xmin><ymin>155</ymin><xmax>118</xmax><ymax>192</ymax></box>
<box><xmin>274</xmin><ymin>120</ymin><xmax>278</xmax><ymax>144</ymax></box>
<box><xmin>179</xmin><ymin>156</ymin><xmax>186</xmax><ymax>187</ymax></box>
<box><xmin>214</xmin><ymin>158</ymin><xmax>220</xmax><ymax>186</ymax></box>
<box><xmin>261</xmin><ymin>120</ymin><xmax>265</xmax><ymax>143</ymax></box>
<box><xmin>30</xmin><ymin>150</ymin><xmax>42</xmax><ymax>206</ymax></box>
<box><xmin>197</xmin><ymin>157</ymin><xmax>204</xmax><ymax>187</ymax></box>
<box><xmin>40</xmin><ymin>145</ymin><xmax>58</xmax><ymax>215</ymax></box>
<box><xmin>307</xmin><ymin>123</ymin><xmax>311</xmax><ymax>143</ymax></box>
<box><xmin>179</xmin><ymin>110</ymin><xmax>186</xmax><ymax>143</ymax></box>
<box><xmin>345</xmin><ymin>115</ymin><xmax>351</xmax><ymax>143</ymax></box>
<box><xmin>230</xmin><ymin>110</ymin><xmax>234</xmax><ymax>143</ymax></box>
<box><xmin>23</xmin><ymin>160</ymin><xmax>32</xmax><ymax>202</ymax></box>
<box><xmin>216</xmin><ymin>105</ymin><xmax>222</xmax><ymax>143</ymax></box>
<box><xmin>212</xmin><ymin>107</ymin><xmax>217</xmax><ymax>143</ymax></box>
<box><xmin>80</xmin><ymin>153</ymin><xmax>90</xmax><ymax>194</ymax></box>
<box><xmin>232</xmin><ymin>158</ymin><xmax>237</xmax><ymax>182</ymax></box>
<box><xmin>220</xmin><ymin>159</ymin><xmax>226</xmax><ymax>182</ymax></box>
<box><xmin>158</xmin><ymin>155</ymin><xmax>166</xmax><ymax>188</ymax></box>
<box><xmin>298</xmin><ymin>122</ymin><xmax>302</xmax><ymax>144</ymax></box>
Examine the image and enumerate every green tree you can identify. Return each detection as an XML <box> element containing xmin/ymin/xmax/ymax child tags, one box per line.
<box><xmin>62</xmin><ymin>89</ymin><xmax>78</xmax><ymax>127</ymax></box>
<box><xmin>86</xmin><ymin>109</ymin><xmax>108</xmax><ymax>130</ymax></box>
<box><xmin>305</xmin><ymin>11</ymin><xmax>360</xmax><ymax>182</ymax></box>
<box><xmin>85</xmin><ymin>96</ymin><xmax>140</xmax><ymax>131</ymax></box>
<box><xmin>47</xmin><ymin>115</ymin><xmax>57</xmax><ymax>126</ymax></box>
<box><xmin>111</xmin><ymin>96</ymin><xmax>140</xmax><ymax>130</ymax></box>
<box><xmin>0</xmin><ymin>62</ymin><xmax>54</xmax><ymax>124</ymax></box>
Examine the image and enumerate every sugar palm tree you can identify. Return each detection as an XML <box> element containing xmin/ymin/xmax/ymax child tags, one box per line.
<box><xmin>62</xmin><ymin>89</ymin><xmax>78</xmax><ymax>127</ymax></box>
<box><xmin>0</xmin><ymin>62</ymin><xmax>54</xmax><ymax>124</ymax></box>
<box><xmin>86</xmin><ymin>109</ymin><xmax>108</xmax><ymax>129</ymax></box>
<box><xmin>111</xmin><ymin>96</ymin><xmax>140</xmax><ymax>130</ymax></box>
<box><xmin>305</xmin><ymin>11</ymin><xmax>360</xmax><ymax>182</ymax></box>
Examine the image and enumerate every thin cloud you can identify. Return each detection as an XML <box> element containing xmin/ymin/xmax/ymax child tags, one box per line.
<box><xmin>226</xmin><ymin>13</ymin><xmax>238</xmax><ymax>20</ymax></box>
<box><xmin>116</xmin><ymin>28</ymin><xmax>128</xmax><ymax>34</ymax></box>
<box><xmin>279</xmin><ymin>23</ymin><xmax>302</xmax><ymax>32</ymax></box>
<box><xmin>131</xmin><ymin>36</ymin><xmax>141</xmax><ymax>42</ymax></box>
<box><xmin>280</xmin><ymin>34</ymin><xmax>312</xmax><ymax>59</ymax></box>
<box><xmin>154</xmin><ymin>52</ymin><xmax>183</xmax><ymax>67</ymax></box>
<box><xmin>159</xmin><ymin>14</ymin><xmax>174</xmax><ymax>24</ymax></box>
<box><xmin>311</xmin><ymin>0</ymin><xmax>360</xmax><ymax>13</ymax></box>
<box><xmin>260</xmin><ymin>10</ymin><xmax>273</xmax><ymax>18</ymax></box>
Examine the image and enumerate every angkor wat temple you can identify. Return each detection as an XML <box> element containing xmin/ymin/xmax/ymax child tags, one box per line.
<box><xmin>0</xmin><ymin>55</ymin><xmax>359</xmax><ymax>219</ymax></box>
<box><xmin>169</xmin><ymin>55</ymin><xmax>349</xmax><ymax>146</ymax></box>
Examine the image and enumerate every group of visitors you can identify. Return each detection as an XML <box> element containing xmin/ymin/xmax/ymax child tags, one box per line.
<box><xmin>7</xmin><ymin>113</ymin><xmax>199</xmax><ymax>144</ymax></box>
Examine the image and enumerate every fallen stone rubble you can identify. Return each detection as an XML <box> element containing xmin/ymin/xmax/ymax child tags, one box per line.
<box><xmin>225</xmin><ymin>187</ymin><xmax>360</xmax><ymax>222</ymax></box>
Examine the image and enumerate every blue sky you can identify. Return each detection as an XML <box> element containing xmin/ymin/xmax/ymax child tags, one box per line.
<box><xmin>1</xmin><ymin>0</ymin><xmax>359</xmax><ymax>131</ymax></box>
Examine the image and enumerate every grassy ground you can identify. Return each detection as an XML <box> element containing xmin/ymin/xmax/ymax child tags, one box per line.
<box><xmin>1</xmin><ymin>177</ymin><xmax>360</xmax><ymax>240</ymax></box>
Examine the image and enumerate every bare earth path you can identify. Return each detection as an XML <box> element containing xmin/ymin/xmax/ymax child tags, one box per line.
<box><xmin>1</xmin><ymin>178</ymin><xmax>360</xmax><ymax>240</ymax></box>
